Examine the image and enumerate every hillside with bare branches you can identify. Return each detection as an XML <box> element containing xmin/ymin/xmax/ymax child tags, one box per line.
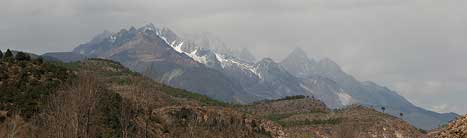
<box><xmin>0</xmin><ymin>58</ymin><xmax>286</xmax><ymax>138</ymax></box>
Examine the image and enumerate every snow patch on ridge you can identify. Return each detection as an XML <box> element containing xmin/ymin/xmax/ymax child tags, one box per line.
<box><xmin>159</xmin><ymin>35</ymin><xmax>208</xmax><ymax>64</ymax></box>
<box><xmin>300</xmin><ymin>83</ymin><xmax>314</xmax><ymax>94</ymax></box>
<box><xmin>110</xmin><ymin>35</ymin><xmax>116</xmax><ymax>43</ymax></box>
<box><xmin>187</xmin><ymin>49</ymin><xmax>208</xmax><ymax>64</ymax></box>
<box><xmin>215</xmin><ymin>53</ymin><xmax>262</xmax><ymax>79</ymax></box>
<box><xmin>154</xmin><ymin>29</ymin><xmax>261</xmax><ymax>78</ymax></box>
<box><xmin>337</xmin><ymin>92</ymin><xmax>353</xmax><ymax>106</ymax></box>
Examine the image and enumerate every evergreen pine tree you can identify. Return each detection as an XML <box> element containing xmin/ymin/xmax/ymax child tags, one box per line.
<box><xmin>4</xmin><ymin>49</ymin><xmax>13</xmax><ymax>58</ymax></box>
<box><xmin>0</xmin><ymin>50</ymin><xmax>3</xmax><ymax>59</ymax></box>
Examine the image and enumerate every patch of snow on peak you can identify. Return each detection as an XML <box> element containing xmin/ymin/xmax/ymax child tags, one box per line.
<box><xmin>187</xmin><ymin>49</ymin><xmax>208</xmax><ymax>64</ymax></box>
<box><xmin>110</xmin><ymin>35</ymin><xmax>116</xmax><ymax>43</ymax></box>
<box><xmin>337</xmin><ymin>92</ymin><xmax>353</xmax><ymax>106</ymax></box>
<box><xmin>173</xmin><ymin>41</ymin><xmax>184</xmax><ymax>53</ymax></box>
<box><xmin>155</xmin><ymin>29</ymin><xmax>161</xmax><ymax>35</ymax></box>
<box><xmin>215</xmin><ymin>53</ymin><xmax>262</xmax><ymax>79</ymax></box>
<box><xmin>300</xmin><ymin>83</ymin><xmax>314</xmax><ymax>94</ymax></box>
<box><xmin>159</xmin><ymin>36</ymin><xmax>170</xmax><ymax>46</ymax></box>
<box><xmin>144</xmin><ymin>27</ymin><xmax>153</xmax><ymax>31</ymax></box>
<box><xmin>160</xmin><ymin>37</ymin><xmax>206</xmax><ymax>64</ymax></box>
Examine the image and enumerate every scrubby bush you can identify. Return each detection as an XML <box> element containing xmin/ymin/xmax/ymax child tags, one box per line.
<box><xmin>0</xmin><ymin>58</ymin><xmax>72</xmax><ymax>119</ymax></box>
<box><xmin>35</xmin><ymin>56</ymin><xmax>44</xmax><ymax>64</ymax></box>
<box><xmin>15</xmin><ymin>51</ymin><xmax>31</xmax><ymax>61</ymax></box>
<box><xmin>278</xmin><ymin>118</ymin><xmax>342</xmax><ymax>127</ymax></box>
<box><xmin>4</xmin><ymin>49</ymin><xmax>13</xmax><ymax>60</ymax></box>
<box><xmin>4</xmin><ymin>49</ymin><xmax>13</xmax><ymax>57</ymax></box>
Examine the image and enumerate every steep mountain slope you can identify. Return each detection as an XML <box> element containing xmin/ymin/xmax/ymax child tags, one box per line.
<box><xmin>72</xmin><ymin>24</ymin><xmax>310</xmax><ymax>103</ymax></box>
<box><xmin>153</xmin><ymin>27</ymin><xmax>312</xmax><ymax>100</ymax></box>
<box><xmin>245</xmin><ymin>58</ymin><xmax>308</xmax><ymax>99</ymax></box>
<box><xmin>280</xmin><ymin>47</ymin><xmax>458</xmax><ymax>130</ymax></box>
<box><xmin>72</xmin><ymin>24</ymin><xmax>257</xmax><ymax>103</ymax></box>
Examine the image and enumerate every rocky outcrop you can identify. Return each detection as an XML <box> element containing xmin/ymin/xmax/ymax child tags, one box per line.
<box><xmin>431</xmin><ymin>115</ymin><xmax>467</xmax><ymax>138</ymax></box>
<box><xmin>154</xmin><ymin>105</ymin><xmax>286</xmax><ymax>138</ymax></box>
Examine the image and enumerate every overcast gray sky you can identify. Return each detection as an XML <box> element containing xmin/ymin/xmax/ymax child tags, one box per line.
<box><xmin>2</xmin><ymin>0</ymin><xmax>466</xmax><ymax>114</ymax></box>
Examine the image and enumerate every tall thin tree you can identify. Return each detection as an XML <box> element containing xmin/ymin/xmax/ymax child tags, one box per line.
<box><xmin>0</xmin><ymin>50</ymin><xmax>3</xmax><ymax>59</ymax></box>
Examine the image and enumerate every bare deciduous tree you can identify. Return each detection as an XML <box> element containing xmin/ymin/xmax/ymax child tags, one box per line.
<box><xmin>39</xmin><ymin>72</ymin><xmax>101</xmax><ymax>138</ymax></box>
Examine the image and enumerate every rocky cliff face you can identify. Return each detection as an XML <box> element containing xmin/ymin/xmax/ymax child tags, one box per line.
<box><xmin>154</xmin><ymin>105</ymin><xmax>286</xmax><ymax>138</ymax></box>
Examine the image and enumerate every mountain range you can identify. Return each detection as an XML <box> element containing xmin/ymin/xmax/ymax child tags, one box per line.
<box><xmin>44</xmin><ymin>23</ymin><xmax>458</xmax><ymax>130</ymax></box>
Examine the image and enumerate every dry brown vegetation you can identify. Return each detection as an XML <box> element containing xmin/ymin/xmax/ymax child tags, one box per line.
<box><xmin>239</xmin><ymin>99</ymin><xmax>426</xmax><ymax>138</ymax></box>
<box><xmin>1</xmin><ymin>59</ymin><xmax>286</xmax><ymax>138</ymax></box>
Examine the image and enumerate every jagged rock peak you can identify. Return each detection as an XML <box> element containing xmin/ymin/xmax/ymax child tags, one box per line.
<box><xmin>258</xmin><ymin>58</ymin><xmax>276</xmax><ymax>64</ymax></box>
<box><xmin>256</xmin><ymin>58</ymin><xmax>284</xmax><ymax>71</ymax></box>
<box><xmin>283</xmin><ymin>47</ymin><xmax>316</xmax><ymax>64</ymax></box>
<box><xmin>318</xmin><ymin>58</ymin><xmax>342</xmax><ymax>72</ymax></box>
<box><xmin>95</xmin><ymin>30</ymin><xmax>112</xmax><ymax>39</ymax></box>
<box><xmin>290</xmin><ymin>47</ymin><xmax>309</xmax><ymax>59</ymax></box>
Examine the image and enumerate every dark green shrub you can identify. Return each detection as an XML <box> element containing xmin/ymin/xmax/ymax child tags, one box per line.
<box><xmin>278</xmin><ymin>118</ymin><xmax>342</xmax><ymax>127</ymax></box>
<box><xmin>35</xmin><ymin>56</ymin><xmax>44</xmax><ymax>64</ymax></box>
<box><xmin>15</xmin><ymin>51</ymin><xmax>31</xmax><ymax>61</ymax></box>
<box><xmin>4</xmin><ymin>49</ymin><xmax>13</xmax><ymax>58</ymax></box>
